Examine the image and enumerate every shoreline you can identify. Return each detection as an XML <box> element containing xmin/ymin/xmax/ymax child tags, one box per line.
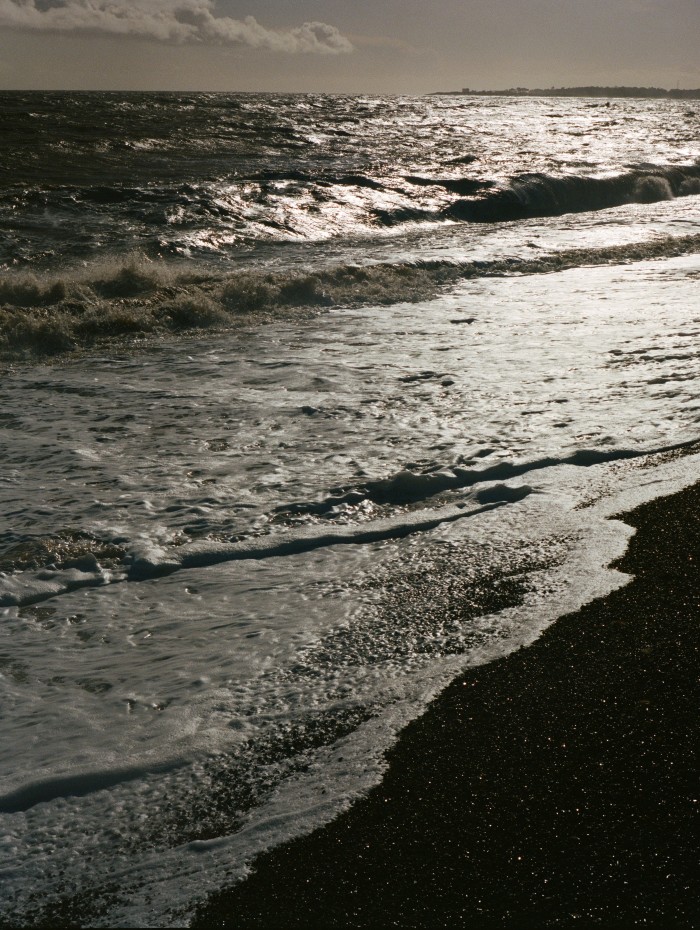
<box><xmin>194</xmin><ymin>481</ymin><xmax>700</xmax><ymax>928</ymax></box>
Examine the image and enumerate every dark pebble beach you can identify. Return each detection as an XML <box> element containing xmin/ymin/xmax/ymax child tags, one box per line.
<box><xmin>193</xmin><ymin>481</ymin><xmax>700</xmax><ymax>929</ymax></box>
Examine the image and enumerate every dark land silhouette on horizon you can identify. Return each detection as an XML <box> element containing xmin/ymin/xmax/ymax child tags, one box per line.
<box><xmin>433</xmin><ymin>85</ymin><xmax>700</xmax><ymax>99</ymax></box>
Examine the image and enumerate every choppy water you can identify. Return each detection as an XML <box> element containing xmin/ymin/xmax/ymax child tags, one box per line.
<box><xmin>1</xmin><ymin>92</ymin><xmax>700</xmax><ymax>927</ymax></box>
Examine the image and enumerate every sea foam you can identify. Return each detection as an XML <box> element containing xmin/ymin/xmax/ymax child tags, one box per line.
<box><xmin>2</xmin><ymin>232</ymin><xmax>700</xmax><ymax>358</ymax></box>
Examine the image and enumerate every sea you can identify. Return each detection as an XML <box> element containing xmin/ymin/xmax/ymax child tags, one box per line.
<box><xmin>1</xmin><ymin>91</ymin><xmax>699</xmax><ymax>927</ymax></box>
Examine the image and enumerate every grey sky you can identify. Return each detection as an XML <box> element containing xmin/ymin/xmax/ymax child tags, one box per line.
<box><xmin>0</xmin><ymin>0</ymin><xmax>698</xmax><ymax>92</ymax></box>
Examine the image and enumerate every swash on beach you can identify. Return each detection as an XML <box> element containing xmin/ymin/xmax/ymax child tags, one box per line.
<box><xmin>1</xmin><ymin>91</ymin><xmax>699</xmax><ymax>926</ymax></box>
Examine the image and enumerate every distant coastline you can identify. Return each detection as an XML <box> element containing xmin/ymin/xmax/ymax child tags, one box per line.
<box><xmin>432</xmin><ymin>85</ymin><xmax>700</xmax><ymax>99</ymax></box>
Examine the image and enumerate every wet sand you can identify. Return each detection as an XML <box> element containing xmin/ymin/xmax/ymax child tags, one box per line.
<box><xmin>194</xmin><ymin>483</ymin><xmax>700</xmax><ymax>929</ymax></box>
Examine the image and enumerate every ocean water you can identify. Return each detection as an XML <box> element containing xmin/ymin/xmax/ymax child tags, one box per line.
<box><xmin>1</xmin><ymin>91</ymin><xmax>700</xmax><ymax>927</ymax></box>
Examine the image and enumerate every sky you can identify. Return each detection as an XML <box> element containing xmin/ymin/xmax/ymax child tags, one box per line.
<box><xmin>0</xmin><ymin>0</ymin><xmax>698</xmax><ymax>93</ymax></box>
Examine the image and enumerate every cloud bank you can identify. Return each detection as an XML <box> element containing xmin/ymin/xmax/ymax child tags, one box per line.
<box><xmin>0</xmin><ymin>0</ymin><xmax>354</xmax><ymax>54</ymax></box>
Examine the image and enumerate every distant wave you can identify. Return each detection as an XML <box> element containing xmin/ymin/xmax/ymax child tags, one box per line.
<box><xmin>2</xmin><ymin>233</ymin><xmax>700</xmax><ymax>358</ymax></box>
<box><xmin>3</xmin><ymin>163</ymin><xmax>699</xmax><ymax>268</ymax></box>
<box><xmin>442</xmin><ymin>164</ymin><xmax>700</xmax><ymax>223</ymax></box>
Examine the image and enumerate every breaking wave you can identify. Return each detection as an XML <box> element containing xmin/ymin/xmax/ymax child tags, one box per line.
<box><xmin>2</xmin><ymin>232</ymin><xmax>700</xmax><ymax>358</ymax></box>
<box><xmin>442</xmin><ymin>164</ymin><xmax>700</xmax><ymax>223</ymax></box>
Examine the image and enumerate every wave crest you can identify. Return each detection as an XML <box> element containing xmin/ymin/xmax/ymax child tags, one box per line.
<box><xmin>443</xmin><ymin>164</ymin><xmax>700</xmax><ymax>223</ymax></box>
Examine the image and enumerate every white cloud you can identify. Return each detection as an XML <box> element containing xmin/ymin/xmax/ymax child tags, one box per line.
<box><xmin>0</xmin><ymin>0</ymin><xmax>354</xmax><ymax>54</ymax></box>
